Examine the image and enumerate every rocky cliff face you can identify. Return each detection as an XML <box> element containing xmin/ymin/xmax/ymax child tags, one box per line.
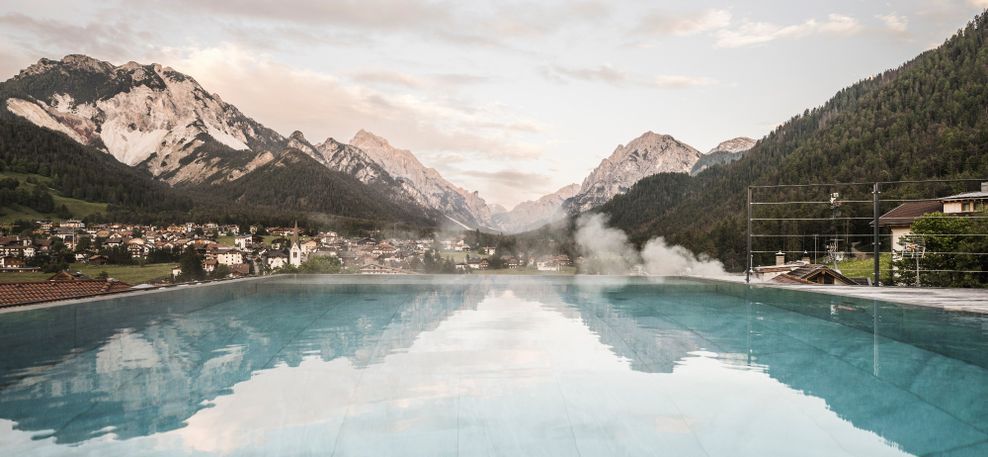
<box><xmin>565</xmin><ymin>131</ymin><xmax>702</xmax><ymax>213</ymax></box>
<box><xmin>1</xmin><ymin>55</ymin><xmax>284</xmax><ymax>185</ymax></box>
<box><xmin>348</xmin><ymin>129</ymin><xmax>495</xmax><ymax>228</ymax></box>
<box><xmin>690</xmin><ymin>137</ymin><xmax>756</xmax><ymax>176</ymax></box>
<box><xmin>493</xmin><ymin>183</ymin><xmax>580</xmax><ymax>233</ymax></box>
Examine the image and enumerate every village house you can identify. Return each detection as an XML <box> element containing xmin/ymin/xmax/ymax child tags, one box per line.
<box><xmin>358</xmin><ymin>263</ymin><xmax>407</xmax><ymax>275</ymax></box>
<box><xmin>536</xmin><ymin>258</ymin><xmax>561</xmax><ymax>272</ymax></box>
<box><xmin>878</xmin><ymin>182</ymin><xmax>988</xmax><ymax>253</ymax></box>
<box><xmin>266</xmin><ymin>251</ymin><xmax>289</xmax><ymax>270</ymax></box>
<box><xmin>0</xmin><ymin>256</ymin><xmax>28</xmax><ymax>270</ymax></box>
<box><xmin>126</xmin><ymin>238</ymin><xmax>149</xmax><ymax>257</ymax></box>
<box><xmin>754</xmin><ymin>252</ymin><xmax>858</xmax><ymax>285</ymax></box>
<box><xmin>941</xmin><ymin>183</ymin><xmax>988</xmax><ymax>214</ymax></box>
<box><xmin>212</xmin><ymin>248</ymin><xmax>244</xmax><ymax>266</ymax></box>
<box><xmin>234</xmin><ymin>234</ymin><xmax>264</xmax><ymax>250</ymax></box>
<box><xmin>60</xmin><ymin>219</ymin><xmax>85</xmax><ymax>229</ymax></box>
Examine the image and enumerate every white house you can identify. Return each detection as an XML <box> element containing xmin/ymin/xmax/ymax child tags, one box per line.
<box><xmin>234</xmin><ymin>235</ymin><xmax>254</xmax><ymax>250</ymax></box>
<box><xmin>214</xmin><ymin>249</ymin><xmax>244</xmax><ymax>266</ymax></box>
<box><xmin>267</xmin><ymin>251</ymin><xmax>289</xmax><ymax>270</ymax></box>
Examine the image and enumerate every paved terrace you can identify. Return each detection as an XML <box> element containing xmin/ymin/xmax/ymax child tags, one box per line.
<box><xmin>713</xmin><ymin>274</ymin><xmax>988</xmax><ymax>314</ymax></box>
<box><xmin>768</xmin><ymin>284</ymin><xmax>988</xmax><ymax>314</ymax></box>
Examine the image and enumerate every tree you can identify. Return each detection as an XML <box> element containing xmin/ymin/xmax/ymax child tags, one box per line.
<box><xmin>298</xmin><ymin>256</ymin><xmax>342</xmax><ymax>273</ymax></box>
<box><xmin>893</xmin><ymin>212</ymin><xmax>988</xmax><ymax>287</ymax></box>
<box><xmin>210</xmin><ymin>264</ymin><xmax>231</xmax><ymax>279</ymax></box>
<box><xmin>75</xmin><ymin>236</ymin><xmax>92</xmax><ymax>253</ymax></box>
<box><xmin>177</xmin><ymin>246</ymin><xmax>206</xmax><ymax>282</ymax></box>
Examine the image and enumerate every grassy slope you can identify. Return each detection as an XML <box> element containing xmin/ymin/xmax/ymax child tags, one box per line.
<box><xmin>0</xmin><ymin>171</ymin><xmax>107</xmax><ymax>223</ymax></box>
<box><xmin>836</xmin><ymin>253</ymin><xmax>892</xmax><ymax>282</ymax></box>
<box><xmin>0</xmin><ymin>263</ymin><xmax>175</xmax><ymax>285</ymax></box>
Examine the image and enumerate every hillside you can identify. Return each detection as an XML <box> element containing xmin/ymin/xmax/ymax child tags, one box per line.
<box><xmin>0</xmin><ymin>171</ymin><xmax>107</xmax><ymax>223</ymax></box>
<box><xmin>203</xmin><ymin>148</ymin><xmax>441</xmax><ymax>230</ymax></box>
<box><xmin>598</xmin><ymin>12</ymin><xmax>988</xmax><ymax>271</ymax></box>
<box><xmin>0</xmin><ymin>116</ymin><xmax>195</xmax><ymax>222</ymax></box>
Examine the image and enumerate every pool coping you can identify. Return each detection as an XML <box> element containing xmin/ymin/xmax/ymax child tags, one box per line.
<box><xmin>2</xmin><ymin>273</ymin><xmax>986</xmax><ymax>316</ymax></box>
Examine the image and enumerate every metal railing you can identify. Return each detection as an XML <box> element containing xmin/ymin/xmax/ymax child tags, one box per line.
<box><xmin>745</xmin><ymin>178</ymin><xmax>988</xmax><ymax>287</ymax></box>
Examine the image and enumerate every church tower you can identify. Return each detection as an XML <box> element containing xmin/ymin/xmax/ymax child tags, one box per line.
<box><xmin>289</xmin><ymin>220</ymin><xmax>304</xmax><ymax>267</ymax></box>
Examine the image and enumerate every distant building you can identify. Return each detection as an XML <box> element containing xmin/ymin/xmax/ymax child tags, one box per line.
<box><xmin>941</xmin><ymin>182</ymin><xmax>988</xmax><ymax>214</ymax></box>
<box><xmin>358</xmin><ymin>263</ymin><xmax>407</xmax><ymax>275</ymax></box>
<box><xmin>266</xmin><ymin>251</ymin><xmax>289</xmax><ymax>270</ymax></box>
<box><xmin>289</xmin><ymin>221</ymin><xmax>305</xmax><ymax>267</ymax></box>
<box><xmin>877</xmin><ymin>182</ymin><xmax>988</xmax><ymax>253</ymax></box>
<box><xmin>878</xmin><ymin>200</ymin><xmax>944</xmax><ymax>252</ymax></box>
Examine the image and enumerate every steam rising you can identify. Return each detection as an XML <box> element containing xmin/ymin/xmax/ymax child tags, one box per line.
<box><xmin>575</xmin><ymin>214</ymin><xmax>726</xmax><ymax>277</ymax></box>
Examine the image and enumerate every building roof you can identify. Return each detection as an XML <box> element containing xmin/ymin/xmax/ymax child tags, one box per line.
<box><xmin>877</xmin><ymin>201</ymin><xmax>943</xmax><ymax>227</ymax></box>
<box><xmin>772</xmin><ymin>264</ymin><xmax>858</xmax><ymax>286</ymax></box>
<box><xmin>941</xmin><ymin>190</ymin><xmax>988</xmax><ymax>201</ymax></box>
<box><xmin>0</xmin><ymin>278</ymin><xmax>131</xmax><ymax>307</ymax></box>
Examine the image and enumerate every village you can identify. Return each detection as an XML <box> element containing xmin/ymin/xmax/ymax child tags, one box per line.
<box><xmin>0</xmin><ymin>219</ymin><xmax>576</xmax><ymax>285</ymax></box>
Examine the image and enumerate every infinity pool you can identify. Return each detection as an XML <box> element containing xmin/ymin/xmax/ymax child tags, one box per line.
<box><xmin>0</xmin><ymin>276</ymin><xmax>986</xmax><ymax>456</ymax></box>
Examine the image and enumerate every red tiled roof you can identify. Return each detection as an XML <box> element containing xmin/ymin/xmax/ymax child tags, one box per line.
<box><xmin>0</xmin><ymin>280</ymin><xmax>132</xmax><ymax>307</ymax></box>
<box><xmin>878</xmin><ymin>201</ymin><xmax>943</xmax><ymax>227</ymax></box>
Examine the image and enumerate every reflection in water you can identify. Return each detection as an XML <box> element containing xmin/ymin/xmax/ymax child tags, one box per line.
<box><xmin>0</xmin><ymin>276</ymin><xmax>986</xmax><ymax>456</ymax></box>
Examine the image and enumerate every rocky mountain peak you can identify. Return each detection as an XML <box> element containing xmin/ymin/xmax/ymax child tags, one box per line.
<box><xmin>350</xmin><ymin>129</ymin><xmax>390</xmax><ymax>148</ymax></box>
<box><xmin>347</xmin><ymin>130</ymin><xmax>494</xmax><ymax>228</ymax></box>
<box><xmin>691</xmin><ymin>136</ymin><xmax>757</xmax><ymax>176</ymax></box>
<box><xmin>707</xmin><ymin>137</ymin><xmax>756</xmax><ymax>154</ymax></box>
<box><xmin>565</xmin><ymin>131</ymin><xmax>701</xmax><ymax>213</ymax></box>
<box><xmin>3</xmin><ymin>54</ymin><xmax>285</xmax><ymax>183</ymax></box>
<box><xmin>59</xmin><ymin>54</ymin><xmax>115</xmax><ymax>73</ymax></box>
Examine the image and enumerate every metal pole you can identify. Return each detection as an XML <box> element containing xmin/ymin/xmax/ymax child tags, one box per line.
<box><xmin>746</xmin><ymin>186</ymin><xmax>753</xmax><ymax>284</ymax></box>
<box><xmin>872</xmin><ymin>182</ymin><xmax>881</xmax><ymax>287</ymax></box>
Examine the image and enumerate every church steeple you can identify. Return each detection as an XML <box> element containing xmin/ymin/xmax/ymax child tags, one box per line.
<box><xmin>289</xmin><ymin>220</ymin><xmax>303</xmax><ymax>267</ymax></box>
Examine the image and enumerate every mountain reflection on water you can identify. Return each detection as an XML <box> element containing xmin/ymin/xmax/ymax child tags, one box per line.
<box><xmin>0</xmin><ymin>276</ymin><xmax>985</xmax><ymax>457</ymax></box>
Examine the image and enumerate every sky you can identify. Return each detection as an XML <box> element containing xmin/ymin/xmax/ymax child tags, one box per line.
<box><xmin>0</xmin><ymin>1</ymin><xmax>986</xmax><ymax>208</ymax></box>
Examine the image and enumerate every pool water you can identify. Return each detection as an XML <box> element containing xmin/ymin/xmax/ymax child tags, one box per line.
<box><xmin>0</xmin><ymin>276</ymin><xmax>986</xmax><ymax>456</ymax></box>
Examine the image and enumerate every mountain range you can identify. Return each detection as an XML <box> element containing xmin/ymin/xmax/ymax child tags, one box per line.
<box><xmin>0</xmin><ymin>54</ymin><xmax>752</xmax><ymax>233</ymax></box>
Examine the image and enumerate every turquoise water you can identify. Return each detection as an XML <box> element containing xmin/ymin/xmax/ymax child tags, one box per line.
<box><xmin>0</xmin><ymin>276</ymin><xmax>986</xmax><ymax>456</ymax></box>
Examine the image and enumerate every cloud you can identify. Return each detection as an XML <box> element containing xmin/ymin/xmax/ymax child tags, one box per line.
<box><xmin>131</xmin><ymin>0</ymin><xmax>610</xmax><ymax>48</ymax></box>
<box><xmin>970</xmin><ymin>0</ymin><xmax>988</xmax><ymax>8</ymax></box>
<box><xmin>0</xmin><ymin>13</ymin><xmax>153</xmax><ymax>61</ymax></box>
<box><xmin>460</xmin><ymin>169</ymin><xmax>549</xmax><ymax>187</ymax></box>
<box><xmin>541</xmin><ymin>64</ymin><xmax>716</xmax><ymax>89</ymax></box>
<box><xmin>542</xmin><ymin>64</ymin><xmax>627</xmax><ymax>84</ymax></box>
<box><xmin>651</xmin><ymin>75</ymin><xmax>718</xmax><ymax>89</ymax></box>
<box><xmin>154</xmin><ymin>45</ymin><xmax>543</xmax><ymax>160</ymax></box>
<box><xmin>351</xmin><ymin>70</ymin><xmax>490</xmax><ymax>90</ymax></box>
<box><xmin>877</xmin><ymin>14</ymin><xmax>909</xmax><ymax>34</ymax></box>
<box><xmin>715</xmin><ymin>14</ymin><xmax>861</xmax><ymax>48</ymax></box>
<box><xmin>634</xmin><ymin>9</ymin><xmax>732</xmax><ymax>38</ymax></box>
